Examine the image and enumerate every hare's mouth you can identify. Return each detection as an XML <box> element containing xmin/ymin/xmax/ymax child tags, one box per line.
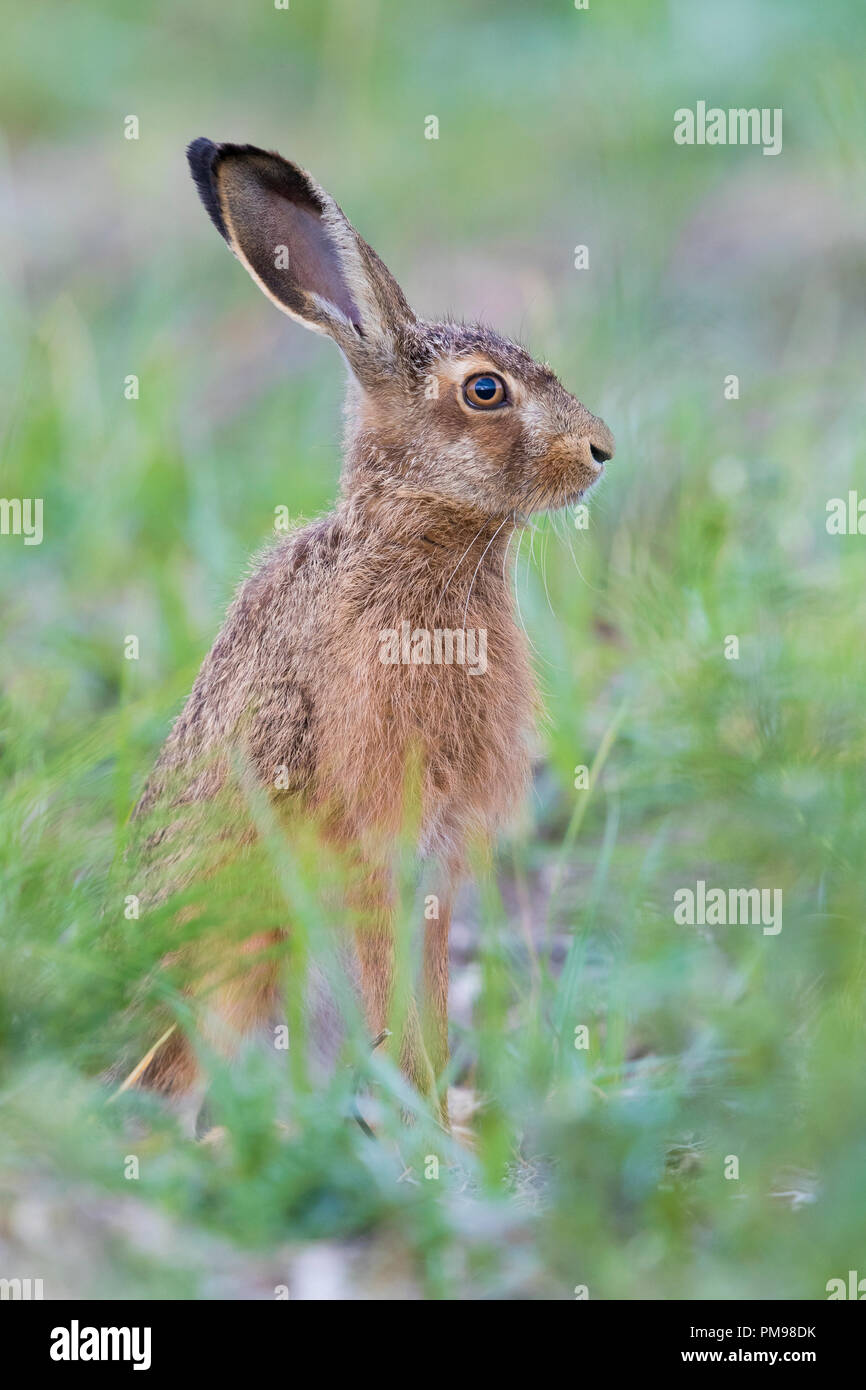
<box><xmin>534</xmin><ymin>433</ymin><xmax>610</xmax><ymax>513</ymax></box>
<box><xmin>566</xmin><ymin>458</ymin><xmax>606</xmax><ymax>498</ymax></box>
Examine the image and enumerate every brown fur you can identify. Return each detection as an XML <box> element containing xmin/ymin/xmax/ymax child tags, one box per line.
<box><xmin>129</xmin><ymin>140</ymin><xmax>614</xmax><ymax>1118</ymax></box>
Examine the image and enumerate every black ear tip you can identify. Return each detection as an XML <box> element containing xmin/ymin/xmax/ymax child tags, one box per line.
<box><xmin>187</xmin><ymin>135</ymin><xmax>216</xmax><ymax>158</ymax></box>
<box><xmin>186</xmin><ymin>137</ymin><xmax>230</xmax><ymax>243</ymax></box>
<box><xmin>186</xmin><ymin>136</ymin><xmax>219</xmax><ymax>181</ymax></box>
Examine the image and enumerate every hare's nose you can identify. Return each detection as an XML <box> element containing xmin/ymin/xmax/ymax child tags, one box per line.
<box><xmin>588</xmin><ymin>422</ymin><xmax>615</xmax><ymax>465</ymax></box>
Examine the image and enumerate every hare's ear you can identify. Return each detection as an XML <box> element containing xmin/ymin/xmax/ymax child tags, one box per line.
<box><xmin>187</xmin><ymin>138</ymin><xmax>414</xmax><ymax>374</ymax></box>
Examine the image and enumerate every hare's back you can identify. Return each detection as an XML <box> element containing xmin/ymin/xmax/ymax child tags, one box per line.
<box><xmin>138</xmin><ymin>515</ymin><xmax>345</xmax><ymax>814</ymax></box>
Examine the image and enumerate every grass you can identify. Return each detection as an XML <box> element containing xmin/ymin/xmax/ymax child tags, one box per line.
<box><xmin>1</xmin><ymin>0</ymin><xmax>865</xmax><ymax>1299</ymax></box>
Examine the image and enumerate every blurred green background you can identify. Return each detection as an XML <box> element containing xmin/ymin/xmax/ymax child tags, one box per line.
<box><xmin>1</xmin><ymin>0</ymin><xmax>865</xmax><ymax>1299</ymax></box>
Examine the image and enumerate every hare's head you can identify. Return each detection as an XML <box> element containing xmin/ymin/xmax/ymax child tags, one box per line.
<box><xmin>188</xmin><ymin>139</ymin><xmax>614</xmax><ymax>519</ymax></box>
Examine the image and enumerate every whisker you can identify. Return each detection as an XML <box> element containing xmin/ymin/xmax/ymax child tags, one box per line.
<box><xmin>565</xmin><ymin>502</ymin><xmax>603</xmax><ymax>594</ymax></box>
<box><xmin>528</xmin><ymin>515</ymin><xmax>539</xmax><ymax>573</ymax></box>
<box><xmin>539</xmin><ymin>514</ymin><xmax>556</xmax><ymax>619</ymax></box>
<box><xmin>461</xmin><ymin>514</ymin><xmax>511</xmax><ymax>633</ymax></box>
<box><xmin>435</xmin><ymin>514</ymin><xmax>494</xmax><ymax>618</ymax></box>
<box><xmin>559</xmin><ymin>505</ymin><xmax>581</xmax><ymax>575</ymax></box>
<box><xmin>501</xmin><ymin>516</ymin><xmax>517</xmax><ymax>589</ymax></box>
<box><xmin>511</xmin><ymin>524</ymin><xmax>544</xmax><ymax>660</ymax></box>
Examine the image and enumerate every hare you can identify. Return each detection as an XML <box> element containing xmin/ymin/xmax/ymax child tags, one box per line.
<box><xmin>128</xmin><ymin>139</ymin><xmax>614</xmax><ymax>1122</ymax></box>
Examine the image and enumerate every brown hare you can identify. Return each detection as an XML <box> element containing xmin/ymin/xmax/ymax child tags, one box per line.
<box><xmin>128</xmin><ymin>138</ymin><xmax>614</xmax><ymax>1124</ymax></box>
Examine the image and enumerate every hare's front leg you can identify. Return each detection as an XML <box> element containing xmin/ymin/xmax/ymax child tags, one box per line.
<box><xmin>350</xmin><ymin>864</ymin><xmax>441</xmax><ymax>1114</ymax></box>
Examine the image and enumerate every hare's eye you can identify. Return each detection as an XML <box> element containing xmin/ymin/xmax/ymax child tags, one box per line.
<box><xmin>463</xmin><ymin>373</ymin><xmax>508</xmax><ymax>410</ymax></box>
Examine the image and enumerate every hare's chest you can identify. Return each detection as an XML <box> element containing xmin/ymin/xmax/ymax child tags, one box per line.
<box><xmin>318</xmin><ymin>597</ymin><xmax>535</xmax><ymax>836</ymax></box>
